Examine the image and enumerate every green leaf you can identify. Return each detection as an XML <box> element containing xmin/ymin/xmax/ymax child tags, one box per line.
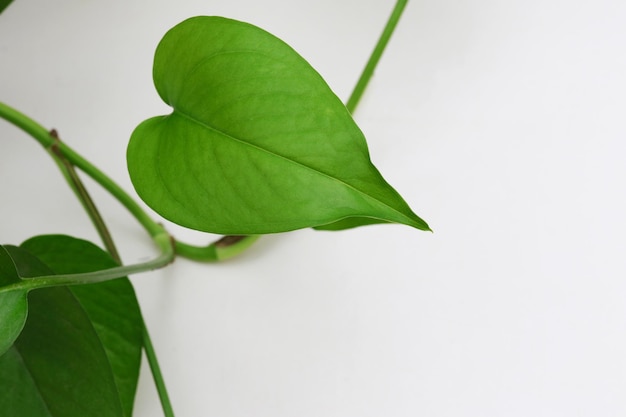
<box><xmin>0</xmin><ymin>245</ymin><xmax>124</xmax><ymax>417</ymax></box>
<box><xmin>128</xmin><ymin>16</ymin><xmax>429</xmax><ymax>235</ymax></box>
<box><xmin>21</xmin><ymin>235</ymin><xmax>144</xmax><ymax>417</ymax></box>
<box><xmin>0</xmin><ymin>246</ymin><xmax>30</xmax><ymax>356</ymax></box>
<box><xmin>0</xmin><ymin>236</ymin><xmax>143</xmax><ymax>417</ymax></box>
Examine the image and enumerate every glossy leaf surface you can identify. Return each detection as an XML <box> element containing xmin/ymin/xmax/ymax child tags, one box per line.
<box><xmin>0</xmin><ymin>235</ymin><xmax>143</xmax><ymax>417</ymax></box>
<box><xmin>21</xmin><ymin>235</ymin><xmax>144</xmax><ymax>417</ymax></box>
<box><xmin>128</xmin><ymin>16</ymin><xmax>429</xmax><ymax>234</ymax></box>
<box><xmin>0</xmin><ymin>246</ymin><xmax>29</xmax><ymax>356</ymax></box>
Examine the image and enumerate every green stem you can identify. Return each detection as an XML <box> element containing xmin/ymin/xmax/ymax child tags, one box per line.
<box><xmin>345</xmin><ymin>0</ymin><xmax>409</xmax><ymax>113</ymax></box>
<box><xmin>46</xmin><ymin>131</ymin><xmax>176</xmax><ymax>417</ymax></box>
<box><xmin>0</xmin><ymin>101</ymin><xmax>259</xmax><ymax>262</ymax></box>
<box><xmin>0</xmin><ymin>232</ymin><xmax>174</xmax><ymax>295</ymax></box>
<box><xmin>174</xmin><ymin>235</ymin><xmax>261</xmax><ymax>262</ymax></box>
<box><xmin>142</xmin><ymin>323</ymin><xmax>176</xmax><ymax>417</ymax></box>
<box><xmin>0</xmin><ymin>101</ymin><xmax>51</xmax><ymax>147</ymax></box>
<box><xmin>1</xmin><ymin>0</ymin><xmax>409</xmax><ymax>261</ymax></box>
<box><xmin>48</xmin><ymin>130</ymin><xmax>122</xmax><ymax>262</ymax></box>
<box><xmin>0</xmin><ymin>100</ymin><xmax>164</xmax><ymax>238</ymax></box>
<box><xmin>56</xmin><ymin>140</ymin><xmax>165</xmax><ymax>238</ymax></box>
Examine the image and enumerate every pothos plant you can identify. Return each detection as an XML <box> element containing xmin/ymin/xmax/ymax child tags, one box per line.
<box><xmin>0</xmin><ymin>1</ymin><xmax>429</xmax><ymax>416</ymax></box>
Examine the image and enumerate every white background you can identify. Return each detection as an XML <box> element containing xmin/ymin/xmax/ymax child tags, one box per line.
<box><xmin>2</xmin><ymin>0</ymin><xmax>626</xmax><ymax>416</ymax></box>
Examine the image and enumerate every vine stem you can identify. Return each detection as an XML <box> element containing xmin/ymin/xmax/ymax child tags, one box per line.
<box><xmin>0</xmin><ymin>232</ymin><xmax>174</xmax><ymax>295</ymax></box>
<box><xmin>0</xmin><ymin>98</ymin><xmax>246</xmax><ymax>414</ymax></box>
<box><xmin>48</xmin><ymin>130</ymin><xmax>122</xmax><ymax>262</ymax></box>
<box><xmin>1</xmin><ymin>3</ymin><xmax>411</xmax><ymax>415</ymax></box>
<box><xmin>346</xmin><ymin>0</ymin><xmax>408</xmax><ymax>113</ymax></box>
<box><xmin>142</xmin><ymin>323</ymin><xmax>176</xmax><ymax>417</ymax></box>
<box><xmin>44</xmin><ymin>133</ymin><xmax>177</xmax><ymax>417</ymax></box>
<box><xmin>0</xmin><ymin>100</ymin><xmax>164</xmax><ymax>239</ymax></box>
<box><xmin>0</xmin><ymin>100</ymin><xmax>243</xmax><ymax>261</ymax></box>
<box><xmin>0</xmin><ymin>101</ymin><xmax>179</xmax><ymax>414</ymax></box>
<box><xmin>175</xmin><ymin>234</ymin><xmax>261</xmax><ymax>262</ymax></box>
<box><xmin>0</xmin><ymin>0</ymin><xmax>410</xmax><ymax>261</ymax></box>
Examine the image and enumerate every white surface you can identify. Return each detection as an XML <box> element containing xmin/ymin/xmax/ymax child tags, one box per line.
<box><xmin>2</xmin><ymin>0</ymin><xmax>626</xmax><ymax>416</ymax></box>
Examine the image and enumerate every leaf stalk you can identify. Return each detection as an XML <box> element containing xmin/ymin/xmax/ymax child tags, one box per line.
<box><xmin>0</xmin><ymin>100</ymin><xmax>244</xmax><ymax>262</ymax></box>
<box><xmin>48</xmin><ymin>130</ymin><xmax>122</xmax><ymax>262</ymax></box>
<box><xmin>142</xmin><ymin>323</ymin><xmax>176</xmax><ymax>417</ymax></box>
<box><xmin>0</xmin><ymin>232</ymin><xmax>174</xmax><ymax>295</ymax></box>
<box><xmin>346</xmin><ymin>0</ymin><xmax>409</xmax><ymax>113</ymax></box>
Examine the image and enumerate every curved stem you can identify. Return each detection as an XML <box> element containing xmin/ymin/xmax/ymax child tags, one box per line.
<box><xmin>49</xmin><ymin>131</ymin><xmax>122</xmax><ymax>262</ymax></box>
<box><xmin>345</xmin><ymin>0</ymin><xmax>409</xmax><ymax>113</ymax></box>
<box><xmin>0</xmin><ymin>101</ymin><xmax>51</xmax><ymax>147</ymax></box>
<box><xmin>174</xmin><ymin>235</ymin><xmax>261</xmax><ymax>262</ymax></box>
<box><xmin>56</xmin><ymin>140</ymin><xmax>165</xmax><ymax>238</ymax></box>
<box><xmin>0</xmin><ymin>232</ymin><xmax>174</xmax><ymax>295</ymax></box>
<box><xmin>49</xmin><ymin>131</ymin><xmax>176</xmax><ymax>417</ymax></box>
<box><xmin>0</xmin><ymin>101</ymin><xmax>259</xmax><ymax>262</ymax></box>
<box><xmin>1</xmin><ymin>0</ymin><xmax>410</xmax><ymax>261</ymax></box>
<box><xmin>0</xmin><ymin>100</ymin><xmax>164</xmax><ymax>239</ymax></box>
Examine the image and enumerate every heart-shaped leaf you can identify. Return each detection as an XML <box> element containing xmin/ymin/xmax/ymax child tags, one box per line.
<box><xmin>128</xmin><ymin>16</ymin><xmax>429</xmax><ymax>235</ymax></box>
<box><xmin>0</xmin><ymin>246</ymin><xmax>30</xmax><ymax>356</ymax></box>
<box><xmin>0</xmin><ymin>235</ymin><xmax>143</xmax><ymax>417</ymax></box>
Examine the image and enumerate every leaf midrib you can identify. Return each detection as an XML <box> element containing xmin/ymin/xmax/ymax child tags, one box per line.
<box><xmin>171</xmin><ymin>110</ymin><xmax>417</xmax><ymax>226</ymax></box>
<box><xmin>12</xmin><ymin>347</ymin><xmax>53</xmax><ymax>416</ymax></box>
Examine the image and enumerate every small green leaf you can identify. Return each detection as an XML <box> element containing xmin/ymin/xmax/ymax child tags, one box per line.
<box><xmin>128</xmin><ymin>16</ymin><xmax>429</xmax><ymax>235</ymax></box>
<box><xmin>0</xmin><ymin>246</ymin><xmax>29</xmax><ymax>356</ymax></box>
<box><xmin>0</xmin><ymin>236</ymin><xmax>143</xmax><ymax>417</ymax></box>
